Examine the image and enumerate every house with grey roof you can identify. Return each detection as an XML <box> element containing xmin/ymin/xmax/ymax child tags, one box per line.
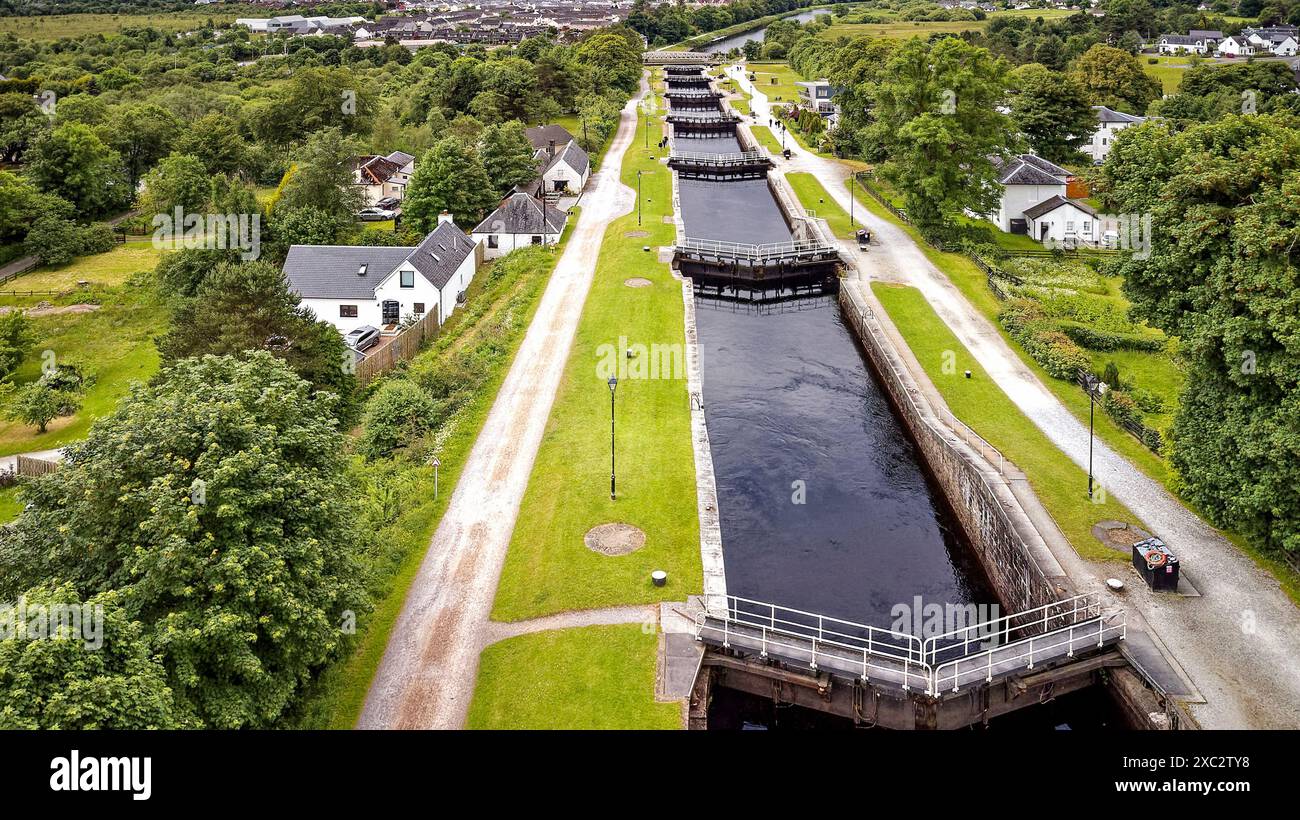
<box><xmin>1084</xmin><ymin>106</ymin><xmax>1146</xmax><ymax>163</ymax></box>
<box><xmin>472</xmin><ymin>192</ymin><xmax>568</xmax><ymax>259</ymax></box>
<box><xmin>282</xmin><ymin>214</ymin><xmax>481</xmax><ymax>334</ymax></box>
<box><xmin>1022</xmin><ymin>195</ymin><xmax>1100</xmax><ymax>246</ymax></box>
<box><xmin>354</xmin><ymin>150</ymin><xmax>417</xmax><ymax>205</ymax></box>
<box><xmin>987</xmin><ymin>154</ymin><xmax>1074</xmax><ymax>234</ymax></box>
<box><xmin>518</xmin><ymin>125</ymin><xmax>590</xmax><ymax>197</ymax></box>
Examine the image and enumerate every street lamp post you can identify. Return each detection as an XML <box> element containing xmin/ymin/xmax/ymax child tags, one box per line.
<box><xmin>637</xmin><ymin>170</ymin><xmax>643</xmax><ymax>226</ymax></box>
<box><xmin>1086</xmin><ymin>376</ymin><xmax>1108</xmax><ymax>499</ymax></box>
<box><xmin>608</xmin><ymin>376</ymin><xmax>618</xmax><ymax>500</ymax></box>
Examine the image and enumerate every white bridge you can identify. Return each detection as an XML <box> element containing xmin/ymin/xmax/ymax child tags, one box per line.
<box><xmin>670</xmin><ymin>150</ymin><xmax>769</xmax><ymax>166</ymax></box>
<box><xmin>694</xmin><ymin>593</ymin><xmax>1126</xmax><ymax>696</ymax></box>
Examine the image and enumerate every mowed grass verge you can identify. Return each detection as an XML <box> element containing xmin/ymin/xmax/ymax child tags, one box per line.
<box><xmin>491</xmin><ymin>104</ymin><xmax>702</xmax><ymax>621</ymax></box>
<box><xmin>467</xmin><ymin>624</ymin><xmax>679</xmax><ymax>729</ymax></box>
<box><xmin>871</xmin><ymin>283</ymin><xmax>1136</xmax><ymax>563</ymax></box>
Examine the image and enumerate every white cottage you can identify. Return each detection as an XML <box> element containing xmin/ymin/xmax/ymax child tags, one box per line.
<box><xmin>472</xmin><ymin>192</ymin><xmax>568</xmax><ymax>259</ymax></box>
<box><xmin>282</xmin><ymin>214</ymin><xmax>480</xmax><ymax>334</ymax></box>
<box><xmin>988</xmin><ymin>154</ymin><xmax>1071</xmax><ymax>234</ymax></box>
<box><xmin>1022</xmin><ymin>195</ymin><xmax>1099</xmax><ymax>245</ymax></box>
<box><xmin>354</xmin><ymin>151</ymin><xmax>416</xmax><ymax>205</ymax></box>
<box><xmin>1084</xmin><ymin>106</ymin><xmax>1146</xmax><ymax>164</ymax></box>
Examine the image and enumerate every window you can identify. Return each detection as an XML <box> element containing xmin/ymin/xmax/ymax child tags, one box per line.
<box><xmin>1082</xmin><ymin>221</ymin><xmax>1093</xmax><ymax>235</ymax></box>
<box><xmin>340</xmin><ymin>305</ymin><xmax>358</xmax><ymax>318</ymax></box>
<box><xmin>1066</xmin><ymin>221</ymin><xmax>1076</xmax><ymax>232</ymax></box>
<box><xmin>487</xmin><ymin>235</ymin><xmax>499</xmax><ymax>249</ymax></box>
<box><xmin>400</xmin><ymin>269</ymin><xmax>414</xmax><ymax>288</ymax></box>
<box><xmin>531</xmin><ymin>235</ymin><xmax>543</xmax><ymax>245</ymax></box>
<box><xmin>413</xmin><ymin>303</ymin><xmax>425</xmax><ymax>314</ymax></box>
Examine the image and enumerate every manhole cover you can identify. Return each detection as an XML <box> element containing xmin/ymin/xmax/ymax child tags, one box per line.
<box><xmin>624</xmin><ymin>277</ymin><xmax>653</xmax><ymax>288</ymax></box>
<box><xmin>584</xmin><ymin>523</ymin><xmax>646</xmax><ymax>556</ymax></box>
<box><xmin>624</xmin><ymin>230</ymin><xmax>649</xmax><ymax>238</ymax></box>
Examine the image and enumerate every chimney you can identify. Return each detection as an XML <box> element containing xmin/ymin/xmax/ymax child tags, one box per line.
<box><xmin>547</xmin><ymin>139</ymin><xmax>556</xmax><ymax>159</ymax></box>
<box><xmin>438</xmin><ymin>210</ymin><xmax>453</xmax><ymax>225</ymax></box>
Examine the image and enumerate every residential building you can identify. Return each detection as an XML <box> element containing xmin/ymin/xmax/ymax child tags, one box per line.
<box><xmin>1084</xmin><ymin>106</ymin><xmax>1146</xmax><ymax>164</ymax></box>
<box><xmin>520</xmin><ymin>125</ymin><xmax>590</xmax><ymax>198</ymax></box>
<box><xmin>795</xmin><ymin>79</ymin><xmax>838</xmax><ymax>115</ymax></box>
<box><xmin>1156</xmin><ymin>33</ymin><xmax>1214</xmax><ymax>54</ymax></box>
<box><xmin>988</xmin><ymin>153</ymin><xmax>1071</xmax><ymax>234</ymax></box>
<box><xmin>1022</xmin><ymin>195</ymin><xmax>1099</xmax><ymax>245</ymax></box>
<box><xmin>1243</xmin><ymin>26</ymin><xmax>1300</xmax><ymax>55</ymax></box>
<box><xmin>472</xmin><ymin>192</ymin><xmax>568</xmax><ymax>259</ymax></box>
<box><xmin>354</xmin><ymin>151</ymin><xmax>416</xmax><ymax>205</ymax></box>
<box><xmin>282</xmin><ymin>214</ymin><xmax>480</xmax><ymax>334</ymax></box>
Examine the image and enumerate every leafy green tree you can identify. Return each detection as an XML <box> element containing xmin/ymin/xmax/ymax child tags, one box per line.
<box><xmin>0</xmin><ymin>584</ymin><xmax>186</xmax><ymax>730</ymax></box>
<box><xmin>24</xmin><ymin>214</ymin><xmax>83</xmax><ymax>266</ymax></box>
<box><xmin>0</xmin><ymin>92</ymin><xmax>47</xmax><ymax>164</ymax></box>
<box><xmin>23</xmin><ymin>123</ymin><xmax>129</xmax><ymax>217</ymax></box>
<box><xmin>573</xmin><ymin>29</ymin><xmax>642</xmax><ymax>93</ymax></box>
<box><xmin>0</xmin><ymin>171</ymin><xmax>72</xmax><ymax>244</ymax></box>
<box><xmin>360</xmin><ymin>378</ymin><xmax>439</xmax><ymax>458</ymax></box>
<box><xmin>402</xmin><ymin>137</ymin><xmax>499</xmax><ymax>232</ymax></box>
<box><xmin>1008</xmin><ymin>63</ymin><xmax>1096</xmax><ymax>163</ymax></box>
<box><xmin>2</xmin><ymin>380</ymin><xmax>78</xmax><ymax>434</ymax></box>
<box><xmin>171</xmin><ymin>112</ymin><xmax>245</xmax><ymax>176</ymax></box>
<box><xmin>275</xmin><ymin>127</ymin><xmax>363</xmax><ymax>221</ymax></box>
<box><xmin>157</xmin><ymin>260</ymin><xmax>358</xmax><ymax>419</ymax></box>
<box><xmin>137</xmin><ymin>153</ymin><xmax>210</xmax><ymax>218</ymax></box>
<box><xmin>1068</xmin><ymin>44</ymin><xmax>1162</xmax><ymax>114</ymax></box>
<box><xmin>872</xmin><ymin>37</ymin><xmax>1013</xmax><ymax>234</ymax></box>
<box><xmin>0</xmin><ymin>353</ymin><xmax>368</xmax><ymax>728</ymax></box>
<box><xmin>1111</xmin><ymin>113</ymin><xmax>1300</xmax><ymax>557</ymax></box>
<box><xmin>480</xmin><ymin>120</ymin><xmax>539</xmax><ymax>194</ymax></box>
<box><xmin>1095</xmin><ymin>119</ymin><xmax>1177</xmax><ymax>213</ymax></box>
<box><xmin>0</xmin><ymin>310</ymin><xmax>34</xmax><ymax>381</ymax></box>
<box><xmin>100</xmin><ymin>102</ymin><xmax>180</xmax><ymax>189</ymax></box>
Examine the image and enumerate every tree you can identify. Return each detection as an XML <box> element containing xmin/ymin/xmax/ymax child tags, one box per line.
<box><xmin>2</xmin><ymin>380</ymin><xmax>79</xmax><ymax>434</ymax></box>
<box><xmin>573</xmin><ymin>29</ymin><xmax>642</xmax><ymax>93</ymax></box>
<box><xmin>0</xmin><ymin>584</ymin><xmax>186</xmax><ymax>730</ymax></box>
<box><xmin>157</xmin><ymin>260</ymin><xmax>358</xmax><ymax>419</ymax></box>
<box><xmin>872</xmin><ymin>37</ymin><xmax>1013</xmax><ymax>234</ymax></box>
<box><xmin>1111</xmin><ymin>113</ymin><xmax>1300</xmax><ymax>557</ymax></box>
<box><xmin>402</xmin><ymin>137</ymin><xmax>499</xmax><ymax>232</ymax></box>
<box><xmin>0</xmin><ymin>310</ymin><xmax>34</xmax><ymax>380</ymax></box>
<box><xmin>480</xmin><ymin>120</ymin><xmax>540</xmax><ymax>194</ymax></box>
<box><xmin>24</xmin><ymin>214</ymin><xmax>84</xmax><ymax>266</ymax></box>
<box><xmin>137</xmin><ymin>153</ymin><xmax>210</xmax><ymax>219</ymax></box>
<box><xmin>100</xmin><ymin>102</ymin><xmax>180</xmax><ymax>189</ymax></box>
<box><xmin>359</xmin><ymin>378</ymin><xmax>439</xmax><ymax>458</ymax></box>
<box><xmin>274</xmin><ymin>127</ymin><xmax>363</xmax><ymax>221</ymax></box>
<box><xmin>1008</xmin><ymin>63</ymin><xmax>1096</xmax><ymax>163</ymax></box>
<box><xmin>1068</xmin><ymin>44</ymin><xmax>1162</xmax><ymax>114</ymax></box>
<box><xmin>171</xmin><ymin>112</ymin><xmax>245</xmax><ymax>176</ymax></box>
<box><xmin>23</xmin><ymin>123</ymin><xmax>129</xmax><ymax>217</ymax></box>
<box><xmin>0</xmin><ymin>92</ymin><xmax>47</xmax><ymax>164</ymax></box>
<box><xmin>0</xmin><ymin>171</ymin><xmax>72</xmax><ymax>245</ymax></box>
<box><xmin>0</xmin><ymin>353</ymin><xmax>367</xmax><ymax>728</ymax></box>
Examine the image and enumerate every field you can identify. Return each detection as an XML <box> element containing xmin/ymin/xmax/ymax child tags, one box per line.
<box><xmin>491</xmin><ymin>101</ymin><xmax>701</xmax><ymax>622</ymax></box>
<box><xmin>819</xmin><ymin>8</ymin><xmax>1075</xmax><ymax>41</ymax></box>
<box><xmin>1142</xmin><ymin>55</ymin><xmax>1196</xmax><ymax>94</ymax></box>
<box><xmin>0</xmin><ymin>12</ymin><xmax>244</xmax><ymax>40</ymax></box>
<box><xmin>0</xmin><ymin>244</ymin><xmax>168</xmax><ymax>457</ymax></box>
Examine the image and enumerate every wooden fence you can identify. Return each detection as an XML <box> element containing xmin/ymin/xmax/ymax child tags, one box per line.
<box><xmin>15</xmin><ymin>455</ymin><xmax>59</xmax><ymax>477</ymax></box>
<box><xmin>355</xmin><ymin>309</ymin><xmax>442</xmax><ymax>385</ymax></box>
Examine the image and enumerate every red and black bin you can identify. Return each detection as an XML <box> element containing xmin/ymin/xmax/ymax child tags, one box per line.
<box><xmin>1132</xmin><ymin>537</ymin><xmax>1180</xmax><ymax>592</ymax></box>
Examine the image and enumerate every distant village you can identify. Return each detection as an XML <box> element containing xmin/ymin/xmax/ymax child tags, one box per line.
<box><xmin>234</xmin><ymin>1</ymin><xmax>637</xmax><ymax>47</ymax></box>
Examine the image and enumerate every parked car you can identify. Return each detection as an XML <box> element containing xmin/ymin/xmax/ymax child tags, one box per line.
<box><xmin>356</xmin><ymin>206</ymin><xmax>397</xmax><ymax>221</ymax></box>
<box><xmin>374</xmin><ymin>196</ymin><xmax>401</xmax><ymax>210</ymax></box>
<box><xmin>344</xmin><ymin>325</ymin><xmax>380</xmax><ymax>351</ymax></box>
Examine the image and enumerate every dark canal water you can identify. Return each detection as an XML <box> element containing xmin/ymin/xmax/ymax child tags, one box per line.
<box><xmin>695</xmin><ymin>8</ymin><xmax>831</xmax><ymax>54</ymax></box>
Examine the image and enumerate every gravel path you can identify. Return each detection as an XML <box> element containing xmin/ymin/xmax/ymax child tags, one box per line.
<box><xmin>480</xmin><ymin>605</ymin><xmax>658</xmax><ymax>648</ymax></box>
<box><xmin>357</xmin><ymin>76</ymin><xmax>649</xmax><ymax>730</ymax></box>
<box><xmin>730</xmin><ymin>65</ymin><xmax>1300</xmax><ymax>729</ymax></box>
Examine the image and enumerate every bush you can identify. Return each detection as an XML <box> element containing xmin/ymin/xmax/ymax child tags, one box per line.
<box><xmin>999</xmin><ymin>300</ymin><xmax>1091</xmax><ymax>380</ymax></box>
<box><xmin>24</xmin><ymin>216</ymin><xmax>82</xmax><ymax>266</ymax></box>
<box><xmin>79</xmin><ymin>223</ymin><xmax>117</xmax><ymax>255</ymax></box>
<box><xmin>360</xmin><ymin>378</ymin><xmax>439</xmax><ymax>458</ymax></box>
<box><xmin>1102</xmin><ymin>389</ymin><xmax>1144</xmax><ymax>429</ymax></box>
<box><xmin>1058</xmin><ymin>321</ymin><xmax>1167</xmax><ymax>352</ymax></box>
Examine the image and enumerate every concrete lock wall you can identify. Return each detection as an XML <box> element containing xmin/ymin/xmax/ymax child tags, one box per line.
<box><xmin>838</xmin><ymin>285</ymin><xmax>1069</xmax><ymax>618</ymax></box>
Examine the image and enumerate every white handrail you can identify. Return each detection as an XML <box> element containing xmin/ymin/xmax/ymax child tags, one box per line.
<box><xmin>922</xmin><ymin>593</ymin><xmax>1102</xmax><ymax>666</ymax></box>
<box><xmin>669</xmin><ymin>150</ymin><xmax>768</xmax><ymax>165</ymax></box>
<box><xmin>677</xmin><ymin>235</ymin><xmax>834</xmax><ymax>259</ymax></box>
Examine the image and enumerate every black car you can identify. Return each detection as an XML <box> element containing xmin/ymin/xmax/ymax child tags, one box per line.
<box><xmin>375</xmin><ymin>196</ymin><xmax>402</xmax><ymax>210</ymax></box>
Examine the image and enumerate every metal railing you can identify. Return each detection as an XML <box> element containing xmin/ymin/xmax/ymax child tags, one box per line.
<box><xmin>922</xmin><ymin>593</ymin><xmax>1101</xmax><ymax>666</ymax></box>
<box><xmin>677</xmin><ymin>235</ymin><xmax>834</xmax><ymax>260</ymax></box>
<box><xmin>669</xmin><ymin>150</ymin><xmax>768</xmax><ymax>166</ymax></box>
<box><xmin>695</xmin><ymin>593</ymin><xmax>1126</xmax><ymax>696</ymax></box>
<box><xmin>942</xmin><ymin>408</ymin><xmax>1005</xmax><ymax>475</ymax></box>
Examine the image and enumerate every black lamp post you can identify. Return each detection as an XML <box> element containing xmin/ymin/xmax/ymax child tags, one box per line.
<box><xmin>637</xmin><ymin>170</ymin><xmax>643</xmax><ymax>226</ymax></box>
<box><xmin>608</xmin><ymin>376</ymin><xmax>618</xmax><ymax>500</ymax></box>
<box><xmin>1086</xmin><ymin>376</ymin><xmax>1108</xmax><ymax>499</ymax></box>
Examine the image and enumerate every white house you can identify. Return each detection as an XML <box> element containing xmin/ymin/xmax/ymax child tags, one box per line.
<box><xmin>1156</xmin><ymin>33</ymin><xmax>1213</xmax><ymax>54</ymax></box>
<box><xmin>988</xmin><ymin>154</ymin><xmax>1071</xmax><ymax>234</ymax></box>
<box><xmin>282</xmin><ymin>214</ymin><xmax>480</xmax><ymax>334</ymax></box>
<box><xmin>353</xmin><ymin>151</ymin><xmax>415</xmax><ymax>205</ymax></box>
<box><xmin>1084</xmin><ymin>106</ymin><xmax>1146</xmax><ymax>163</ymax></box>
<box><xmin>1216</xmin><ymin>36</ymin><xmax>1256</xmax><ymax>57</ymax></box>
<box><xmin>1244</xmin><ymin>25</ymin><xmax>1300</xmax><ymax>55</ymax></box>
<box><xmin>521</xmin><ymin>124</ymin><xmax>590</xmax><ymax>197</ymax></box>
<box><xmin>472</xmin><ymin>192</ymin><xmax>568</xmax><ymax>259</ymax></box>
<box><xmin>1022</xmin><ymin>195</ymin><xmax>1099</xmax><ymax>245</ymax></box>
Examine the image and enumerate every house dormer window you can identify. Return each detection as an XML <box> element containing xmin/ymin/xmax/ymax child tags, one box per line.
<box><xmin>400</xmin><ymin>270</ymin><xmax>414</xmax><ymax>288</ymax></box>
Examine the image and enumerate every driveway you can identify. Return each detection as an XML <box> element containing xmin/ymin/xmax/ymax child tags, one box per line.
<box><xmin>357</xmin><ymin>75</ymin><xmax>650</xmax><ymax>730</ymax></box>
<box><xmin>729</xmin><ymin>64</ymin><xmax>1300</xmax><ymax>729</ymax></box>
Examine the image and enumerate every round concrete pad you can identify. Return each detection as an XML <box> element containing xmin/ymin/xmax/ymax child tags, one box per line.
<box><xmin>624</xmin><ymin>277</ymin><xmax>653</xmax><ymax>288</ymax></box>
<box><xmin>584</xmin><ymin>523</ymin><xmax>646</xmax><ymax>556</ymax></box>
<box><xmin>1091</xmin><ymin>520</ymin><xmax>1153</xmax><ymax>554</ymax></box>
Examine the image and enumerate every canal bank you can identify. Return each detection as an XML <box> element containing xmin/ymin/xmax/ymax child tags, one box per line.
<box><xmin>665</xmin><ymin>62</ymin><xmax>1151</xmax><ymax>730</ymax></box>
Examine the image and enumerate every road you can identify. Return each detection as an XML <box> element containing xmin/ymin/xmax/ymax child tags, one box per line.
<box><xmin>356</xmin><ymin>75</ymin><xmax>649</xmax><ymax>730</ymax></box>
<box><xmin>729</xmin><ymin>64</ymin><xmax>1300</xmax><ymax>729</ymax></box>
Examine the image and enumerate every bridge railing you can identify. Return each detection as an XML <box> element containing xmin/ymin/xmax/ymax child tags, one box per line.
<box><xmin>669</xmin><ymin>150</ymin><xmax>769</xmax><ymax>166</ymax></box>
<box><xmin>931</xmin><ymin>615</ymin><xmax>1126</xmax><ymax>694</ymax></box>
<box><xmin>677</xmin><ymin>235</ymin><xmax>833</xmax><ymax>260</ymax></box>
<box><xmin>922</xmin><ymin>593</ymin><xmax>1102</xmax><ymax>666</ymax></box>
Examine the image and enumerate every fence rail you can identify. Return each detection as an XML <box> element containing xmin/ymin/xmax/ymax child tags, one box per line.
<box><xmin>15</xmin><ymin>455</ymin><xmax>59</xmax><ymax>477</ymax></box>
<box><xmin>677</xmin><ymin>235</ymin><xmax>833</xmax><ymax>260</ymax></box>
<box><xmin>669</xmin><ymin>150</ymin><xmax>768</xmax><ymax>166</ymax></box>
<box><xmin>355</xmin><ymin>310</ymin><xmax>441</xmax><ymax>385</ymax></box>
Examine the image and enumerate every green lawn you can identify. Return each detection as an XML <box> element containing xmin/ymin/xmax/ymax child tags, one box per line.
<box><xmin>467</xmin><ymin>624</ymin><xmax>680</xmax><ymax>729</ymax></box>
<box><xmin>0</xmin><ymin>486</ymin><xmax>20</xmax><ymax>524</ymax></box>
<box><xmin>0</xmin><ymin>246</ymin><xmax>168</xmax><ymax>457</ymax></box>
<box><xmin>820</xmin><ymin>8</ymin><xmax>1074</xmax><ymax>41</ymax></box>
<box><xmin>1142</xmin><ymin>56</ymin><xmax>1195</xmax><ymax>95</ymax></box>
<box><xmin>491</xmin><ymin>104</ymin><xmax>702</xmax><ymax>621</ymax></box>
<box><xmin>786</xmin><ymin>171</ymin><xmax>855</xmax><ymax>238</ymax></box>
<box><xmin>0</xmin><ymin>12</ymin><xmax>241</xmax><ymax>40</ymax></box>
<box><xmin>751</xmin><ymin>125</ymin><xmax>784</xmax><ymax>155</ymax></box>
<box><xmin>872</xmin><ymin>283</ymin><xmax>1138</xmax><ymax>563</ymax></box>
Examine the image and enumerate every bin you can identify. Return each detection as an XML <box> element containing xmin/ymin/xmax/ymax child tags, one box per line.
<box><xmin>1132</xmin><ymin>537</ymin><xmax>1179</xmax><ymax>592</ymax></box>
